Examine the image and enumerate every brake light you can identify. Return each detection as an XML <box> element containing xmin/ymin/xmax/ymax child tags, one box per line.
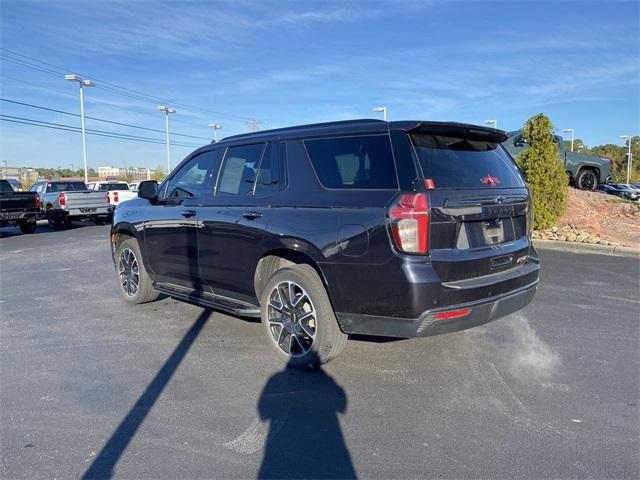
<box><xmin>609</xmin><ymin>159</ymin><xmax>614</xmax><ymax>174</ymax></box>
<box><xmin>35</xmin><ymin>196</ymin><xmax>41</xmax><ymax>209</ymax></box>
<box><xmin>113</xmin><ymin>191</ymin><xmax>119</xmax><ymax>203</ymax></box>
<box><xmin>58</xmin><ymin>192</ymin><xmax>65</xmax><ymax>206</ymax></box>
<box><xmin>388</xmin><ymin>193</ymin><xmax>429</xmax><ymax>254</ymax></box>
<box><xmin>434</xmin><ymin>308</ymin><xmax>471</xmax><ymax>320</ymax></box>
<box><xmin>424</xmin><ymin>178</ymin><xmax>436</xmax><ymax>190</ymax></box>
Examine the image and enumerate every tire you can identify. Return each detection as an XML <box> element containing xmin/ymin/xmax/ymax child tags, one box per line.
<box><xmin>575</xmin><ymin>169</ymin><xmax>597</xmax><ymax>190</ymax></box>
<box><xmin>94</xmin><ymin>217</ymin><xmax>105</xmax><ymax>226</ymax></box>
<box><xmin>47</xmin><ymin>210</ymin><xmax>62</xmax><ymax>229</ymax></box>
<box><xmin>260</xmin><ymin>264</ymin><xmax>347</xmax><ymax>369</ymax></box>
<box><xmin>19</xmin><ymin>221</ymin><xmax>36</xmax><ymax>234</ymax></box>
<box><xmin>114</xmin><ymin>236</ymin><xmax>159</xmax><ymax>304</ymax></box>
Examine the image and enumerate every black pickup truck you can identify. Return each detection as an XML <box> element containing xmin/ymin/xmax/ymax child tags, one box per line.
<box><xmin>0</xmin><ymin>179</ymin><xmax>39</xmax><ymax>234</ymax></box>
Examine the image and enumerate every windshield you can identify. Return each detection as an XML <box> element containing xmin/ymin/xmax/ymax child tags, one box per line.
<box><xmin>411</xmin><ymin>134</ymin><xmax>525</xmax><ymax>189</ymax></box>
<box><xmin>47</xmin><ymin>182</ymin><xmax>88</xmax><ymax>192</ymax></box>
<box><xmin>98</xmin><ymin>183</ymin><xmax>130</xmax><ymax>191</ymax></box>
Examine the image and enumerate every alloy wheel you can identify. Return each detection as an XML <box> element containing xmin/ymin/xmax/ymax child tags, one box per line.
<box><xmin>581</xmin><ymin>172</ymin><xmax>596</xmax><ymax>190</ymax></box>
<box><xmin>267</xmin><ymin>281</ymin><xmax>317</xmax><ymax>357</ymax></box>
<box><xmin>118</xmin><ymin>248</ymin><xmax>140</xmax><ymax>297</ymax></box>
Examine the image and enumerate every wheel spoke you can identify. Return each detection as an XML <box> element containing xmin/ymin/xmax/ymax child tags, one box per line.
<box><xmin>292</xmin><ymin>292</ymin><xmax>308</xmax><ymax>308</ymax></box>
<box><xmin>299</xmin><ymin>316</ymin><xmax>316</xmax><ymax>338</ymax></box>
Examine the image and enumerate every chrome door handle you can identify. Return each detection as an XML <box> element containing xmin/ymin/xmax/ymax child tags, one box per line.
<box><xmin>181</xmin><ymin>209</ymin><xmax>197</xmax><ymax>218</ymax></box>
<box><xmin>242</xmin><ymin>211</ymin><xmax>263</xmax><ymax>219</ymax></box>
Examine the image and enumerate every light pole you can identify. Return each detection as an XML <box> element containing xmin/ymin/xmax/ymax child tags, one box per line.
<box><xmin>157</xmin><ymin>105</ymin><xmax>176</xmax><ymax>172</ymax></box>
<box><xmin>561</xmin><ymin>128</ymin><xmax>575</xmax><ymax>152</ymax></box>
<box><xmin>620</xmin><ymin>135</ymin><xmax>633</xmax><ymax>184</ymax></box>
<box><xmin>372</xmin><ymin>106</ymin><xmax>387</xmax><ymax>121</ymax></box>
<box><xmin>208</xmin><ymin>123</ymin><xmax>222</xmax><ymax>142</ymax></box>
<box><xmin>65</xmin><ymin>74</ymin><xmax>95</xmax><ymax>184</ymax></box>
<box><xmin>484</xmin><ymin>119</ymin><xmax>497</xmax><ymax>129</ymax></box>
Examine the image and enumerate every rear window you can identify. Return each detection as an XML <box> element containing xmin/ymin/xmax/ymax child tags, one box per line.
<box><xmin>47</xmin><ymin>182</ymin><xmax>87</xmax><ymax>192</ymax></box>
<box><xmin>98</xmin><ymin>183</ymin><xmax>129</xmax><ymax>191</ymax></box>
<box><xmin>411</xmin><ymin>134</ymin><xmax>525</xmax><ymax>189</ymax></box>
<box><xmin>304</xmin><ymin>135</ymin><xmax>397</xmax><ymax>189</ymax></box>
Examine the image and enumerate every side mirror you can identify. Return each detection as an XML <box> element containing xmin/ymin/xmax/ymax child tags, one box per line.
<box><xmin>138</xmin><ymin>180</ymin><xmax>159</xmax><ymax>200</ymax></box>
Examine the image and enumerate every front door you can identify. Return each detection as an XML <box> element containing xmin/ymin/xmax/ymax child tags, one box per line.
<box><xmin>143</xmin><ymin>148</ymin><xmax>221</xmax><ymax>289</ymax></box>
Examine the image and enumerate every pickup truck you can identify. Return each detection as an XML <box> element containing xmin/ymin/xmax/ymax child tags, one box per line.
<box><xmin>30</xmin><ymin>180</ymin><xmax>113</xmax><ymax>227</ymax></box>
<box><xmin>87</xmin><ymin>181</ymin><xmax>137</xmax><ymax>206</ymax></box>
<box><xmin>502</xmin><ymin>130</ymin><xmax>612</xmax><ymax>190</ymax></box>
<box><xmin>0</xmin><ymin>179</ymin><xmax>39</xmax><ymax>233</ymax></box>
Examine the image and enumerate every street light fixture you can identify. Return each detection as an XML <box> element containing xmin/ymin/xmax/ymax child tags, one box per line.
<box><xmin>372</xmin><ymin>106</ymin><xmax>387</xmax><ymax>121</ymax></box>
<box><xmin>484</xmin><ymin>119</ymin><xmax>498</xmax><ymax>129</ymax></box>
<box><xmin>65</xmin><ymin>74</ymin><xmax>95</xmax><ymax>183</ymax></box>
<box><xmin>208</xmin><ymin>123</ymin><xmax>222</xmax><ymax>142</ymax></box>
<box><xmin>620</xmin><ymin>135</ymin><xmax>633</xmax><ymax>185</ymax></box>
<box><xmin>157</xmin><ymin>105</ymin><xmax>176</xmax><ymax>172</ymax></box>
<box><xmin>561</xmin><ymin>128</ymin><xmax>575</xmax><ymax>152</ymax></box>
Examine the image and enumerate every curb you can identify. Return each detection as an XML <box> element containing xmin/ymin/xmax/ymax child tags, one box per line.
<box><xmin>533</xmin><ymin>239</ymin><xmax>640</xmax><ymax>257</ymax></box>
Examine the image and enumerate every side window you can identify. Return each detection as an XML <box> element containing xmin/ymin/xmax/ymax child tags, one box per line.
<box><xmin>217</xmin><ymin>143</ymin><xmax>264</xmax><ymax>196</ymax></box>
<box><xmin>164</xmin><ymin>150</ymin><xmax>220</xmax><ymax>199</ymax></box>
<box><xmin>304</xmin><ymin>135</ymin><xmax>397</xmax><ymax>189</ymax></box>
<box><xmin>29</xmin><ymin>183</ymin><xmax>38</xmax><ymax>192</ymax></box>
<box><xmin>254</xmin><ymin>142</ymin><xmax>280</xmax><ymax>196</ymax></box>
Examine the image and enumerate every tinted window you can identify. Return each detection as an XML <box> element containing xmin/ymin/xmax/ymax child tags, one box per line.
<box><xmin>165</xmin><ymin>150</ymin><xmax>220</xmax><ymax>198</ymax></box>
<box><xmin>47</xmin><ymin>182</ymin><xmax>87</xmax><ymax>192</ymax></box>
<box><xmin>411</xmin><ymin>134</ymin><xmax>525</xmax><ymax>189</ymax></box>
<box><xmin>304</xmin><ymin>135</ymin><xmax>397</xmax><ymax>189</ymax></box>
<box><xmin>217</xmin><ymin>143</ymin><xmax>264</xmax><ymax>196</ymax></box>
<box><xmin>0</xmin><ymin>180</ymin><xmax>12</xmax><ymax>192</ymax></box>
<box><xmin>254</xmin><ymin>142</ymin><xmax>280</xmax><ymax>196</ymax></box>
<box><xmin>98</xmin><ymin>183</ymin><xmax>129</xmax><ymax>191</ymax></box>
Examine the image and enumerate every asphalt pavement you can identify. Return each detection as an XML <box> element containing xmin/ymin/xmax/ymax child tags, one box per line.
<box><xmin>1</xmin><ymin>221</ymin><xmax>638</xmax><ymax>479</ymax></box>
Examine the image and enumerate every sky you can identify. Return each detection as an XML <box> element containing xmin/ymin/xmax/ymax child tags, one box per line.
<box><xmin>0</xmin><ymin>0</ymin><xmax>638</xmax><ymax>171</ymax></box>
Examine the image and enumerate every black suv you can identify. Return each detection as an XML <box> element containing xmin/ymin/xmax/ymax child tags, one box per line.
<box><xmin>111</xmin><ymin>120</ymin><xmax>539</xmax><ymax>367</ymax></box>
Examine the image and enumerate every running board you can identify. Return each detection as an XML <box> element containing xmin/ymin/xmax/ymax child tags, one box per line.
<box><xmin>153</xmin><ymin>282</ymin><xmax>261</xmax><ymax>317</ymax></box>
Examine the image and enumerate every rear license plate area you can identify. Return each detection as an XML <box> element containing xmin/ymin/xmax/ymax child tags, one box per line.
<box><xmin>457</xmin><ymin>217</ymin><xmax>516</xmax><ymax>249</ymax></box>
<box><xmin>80</xmin><ymin>208</ymin><xmax>96</xmax><ymax>213</ymax></box>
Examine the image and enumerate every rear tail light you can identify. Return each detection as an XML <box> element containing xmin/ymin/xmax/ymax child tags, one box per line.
<box><xmin>35</xmin><ymin>196</ymin><xmax>41</xmax><ymax>209</ymax></box>
<box><xmin>434</xmin><ymin>308</ymin><xmax>471</xmax><ymax>321</ymax></box>
<box><xmin>113</xmin><ymin>191</ymin><xmax>119</xmax><ymax>203</ymax></box>
<box><xmin>58</xmin><ymin>192</ymin><xmax>65</xmax><ymax>206</ymax></box>
<box><xmin>388</xmin><ymin>193</ymin><xmax>429</xmax><ymax>254</ymax></box>
<box><xmin>609</xmin><ymin>159</ymin><xmax>614</xmax><ymax>175</ymax></box>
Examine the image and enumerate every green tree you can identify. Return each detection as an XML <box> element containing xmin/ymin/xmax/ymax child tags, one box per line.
<box><xmin>517</xmin><ymin>114</ymin><xmax>568</xmax><ymax>229</ymax></box>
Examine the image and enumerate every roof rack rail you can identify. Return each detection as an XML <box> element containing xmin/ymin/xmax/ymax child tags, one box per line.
<box><xmin>218</xmin><ymin>118</ymin><xmax>386</xmax><ymax>143</ymax></box>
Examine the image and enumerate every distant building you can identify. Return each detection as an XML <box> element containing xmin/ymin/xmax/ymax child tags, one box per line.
<box><xmin>127</xmin><ymin>167</ymin><xmax>152</xmax><ymax>181</ymax></box>
<box><xmin>0</xmin><ymin>166</ymin><xmax>39</xmax><ymax>186</ymax></box>
<box><xmin>98</xmin><ymin>166</ymin><xmax>122</xmax><ymax>178</ymax></box>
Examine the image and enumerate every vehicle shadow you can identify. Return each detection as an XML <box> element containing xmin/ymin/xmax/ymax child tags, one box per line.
<box><xmin>256</xmin><ymin>360</ymin><xmax>356</xmax><ymax>479</ymax></box>
<box><xmin>81</xmin><ymin>309</ymin><xmax>211</xmax><ymax>479</ymax></box>
<box><xmin>0</xmin><ymin>220</ymin><xmax>107</xmax><ymax>238</ymax></box>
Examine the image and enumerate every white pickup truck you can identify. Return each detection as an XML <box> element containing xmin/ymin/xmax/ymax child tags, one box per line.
<box><xmin>87</xmin><ymin>181</ymin><xmax>137</xmax><ymax>206</ymax></box>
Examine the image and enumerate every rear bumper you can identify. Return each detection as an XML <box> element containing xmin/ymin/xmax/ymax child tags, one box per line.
<box><xmin>0</xmin><ymin>211</ymin><xmax>39</xmax><ymax>221</ymax></box>
<box><xmin>57</xmin><ymin>206</ymin><xmax>113</xmax><ymax>217</ymax></box>
<box><xmin>336</xmin><ymin>281</ymin><xmax>537</xmax><ymax>338</ymax></box>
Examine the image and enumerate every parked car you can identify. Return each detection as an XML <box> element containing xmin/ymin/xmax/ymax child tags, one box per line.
<box><xmin>502</xmin><ymin>131</ymin><xmax>612</xmax><ymax>190</ymax></box>
<box><xmin>596</xmin><ymin>183</ymin><xmax>640</xmax><ymax>201</ymax></box>
<box><xmin>111</xmin><ymin>119</ymin><xmax>540</xmax><ymax>368</ymax></box>
<box><xmin>128</xmin><ymin>182</ymin><xmax>140</xmax><ymax>192</ymax></box>
<box><xmin>4</xmin><ymin>178</ymin><xmax>24</xmax><ymax>191</ymax></box>
<box><xmin>30</xmin><ymin>180</ymin><xmax>113</xmax><ymax>227</ymax></box>
<box><xmin>0</xmin><ymin>179</ymin><xmax>39</xmax><ymax>233</ymax></box>
<box><xmin>87</xmin><ymin>181</ymin><xmax>137</xmax><ymax>206</ymax></box>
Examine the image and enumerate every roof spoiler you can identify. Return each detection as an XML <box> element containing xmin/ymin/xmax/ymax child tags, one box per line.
<box><xmin>408</xmin><ymin>121</ymin><xmax>508</xmax><ymax>143</ymax></box>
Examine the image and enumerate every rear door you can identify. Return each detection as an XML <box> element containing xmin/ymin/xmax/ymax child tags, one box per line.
<box><xmin>198</xmin><ymin>140</ymin><xmax>278</xmax><ymax>303</ymax></box>
<box><xmin>410</xmin><ymin>131</ymin><xmax>531</xmax><ymax>282</ymax></box>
